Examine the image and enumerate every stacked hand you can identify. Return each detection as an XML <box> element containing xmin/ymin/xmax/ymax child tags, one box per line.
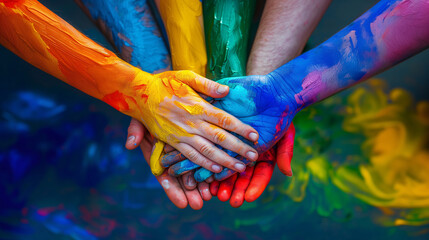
<box><xmin>126</xmin><ymin>74</ymin><xmax>299</xmax><ymax>208</ymax></box>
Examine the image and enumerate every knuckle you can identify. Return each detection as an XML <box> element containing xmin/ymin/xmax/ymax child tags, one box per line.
<box><xmin>219</xmin><ymin>115</ymin><xmax>233</xmax><ymax>128</ymax></box>
<box><xmin>213</xmin><ymin>131</ymin><xmax>227</xmax><ymax>144</ymax></box>
<box><xmin>186</xmin><ymin>150</ymin><xmax>200</xmax><ymax>162</ymax></box>
<box><xmin>198</xmin><ymin>144</ymin><xmax>215</xmax><ymax>159</ymax></box>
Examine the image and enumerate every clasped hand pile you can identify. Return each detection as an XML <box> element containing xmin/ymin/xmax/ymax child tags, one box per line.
<box><xmin>1</xmin><ymin>0</ymin><xmax>428</xmax><ymax>209</ymax></box>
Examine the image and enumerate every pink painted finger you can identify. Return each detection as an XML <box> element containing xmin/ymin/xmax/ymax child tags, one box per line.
<box><xmin>182</xmin><ymin>171</ymin><xmax>197</xmax><ymax>190</ymax></box>
<box><xmin>179</xmin><ymin>178</ymin><xmax>203</xmax><ymax>210</ymax></box>
<box><xmin>198</xmin><ymin>182</ymin><xmax>212</xmax><ymax>201</ymax></box>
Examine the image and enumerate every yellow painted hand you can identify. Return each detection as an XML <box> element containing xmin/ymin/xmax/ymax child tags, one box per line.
<box><xmin>112</xmin><ymin>70</ymin><xmax>260</xmax><ymax>175</ymax></box>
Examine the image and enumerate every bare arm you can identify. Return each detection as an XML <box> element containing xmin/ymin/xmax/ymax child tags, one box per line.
<box><xmin>247</xmin><ymin>0</ymin><xmax>331</xmax><ymax>75</ymax></box>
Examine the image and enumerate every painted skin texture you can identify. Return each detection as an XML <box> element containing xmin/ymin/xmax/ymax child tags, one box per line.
<box><xmin>74</xmin><ymin>0</ymin><xmax>171</xmax><ymax>73</ymax></box>
<box><xmin>163</xmin><ymin>0</ymin><xmax>297</xmax><ymax>206</ymax></box>
<box><xmin>75</xmin><ymin>0</ymin><xmax>210</xmax><ymax>209</ymax></box>
<box><xmin>166</xmin><ymin>0</ymin><xmax>258</xmax><ymax>180</ymax></box>
<box><xmin>150</xmin><ymin>0</ymin><xmax>261</xmax><ymax>176</ymax></box>
<box><xmin>0</xmin><ymin>0</ymin><xmax>259</xmax><ymax>178</ymax></box>
<box><xmin>245</xmin><ymin>79</ymin><xmax>429</xmax><ymax>228</ymax></box>
<box><xmin>154</xmin><ymin>0</ymin><xmax>207</xmax><ymax>76</ymax></box>
<box><xmin>194</xmin><ymin>0</ymin><xmax>429</xmax><ymax>181</ymax></box>
<box><xmin>203</xmin><ymin>0</ymin><xmax>256</xmax><ymax>80</ymax></box>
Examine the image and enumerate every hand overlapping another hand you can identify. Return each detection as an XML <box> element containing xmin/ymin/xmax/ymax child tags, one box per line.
<box><xmin>163</xmin><ymin>74</ymin><xmax>299</xmax><ymax>182</ymax></box>
<box><xmin>125</xmin><ymin>73</ymin><xmax>298</xmax><ymax>208</ymax></box>
<box><xmin>212</xmin><ymin>125</ymin><xmax>295</xmax><ymax>208</ymax></box>
<box><xmin>121</xmin><ymin>70</ymin><xmax>259</xmax><ymax>176</ymax></box>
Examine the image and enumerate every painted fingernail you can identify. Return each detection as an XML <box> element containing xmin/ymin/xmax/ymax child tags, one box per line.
<box><xmin>212</xmin><ymin>165</ymin><xmax>222</xmax><ymax>172</ymax></box>
<box><xmin>216</xmin><ymin>85</ymin><xmax>228</xmax><ymax>95</ymax></box>
<box><xmin>246</xmin><ymin>151</ymin><xmax>257</xmax><ymax>160</ymax></box>
<box><xmin>249</xmin><ymin>132</ymin><xmax>258</xmax><ymax>141</ymax></box>
<box><xmin>127</xmin><ymin>135</ymin><xmax>135</xmax><ymax>145</ymax></box>
<box><xmin>235</xmin><ymin>163</ymin><xmax>246</xmax><ymax>172</ymax></box>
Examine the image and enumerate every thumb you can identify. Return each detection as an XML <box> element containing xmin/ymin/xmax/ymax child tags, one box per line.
<box><xmin>276</xmin><ymin>123</ymin><xmax>296</xmax><ymax>176</ymax></box>
<box><xmin>150</xmin><ymin>140</ymin><xmax>166</xmax><ymax>176</ymax></box>
<box><xmin>176</xmin><ymin>70</ymin><xmax>229</xmax><ymax>98</ymax></box>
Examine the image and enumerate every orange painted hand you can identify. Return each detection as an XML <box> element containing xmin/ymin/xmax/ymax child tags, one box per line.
<box><xmin>115</xmin><ymin>70</ymin><xmax>259</xmax><ymax>176</ymax></box>
<box><xmin>0</xmin><ymin>1</ymin><xmax>258</xmax><ymax>177</ymax></box>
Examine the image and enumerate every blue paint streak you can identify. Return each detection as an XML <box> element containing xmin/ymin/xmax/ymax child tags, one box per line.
<box><xmin>188</xmin><ymin>0</ymin><xmax>429</xmax><ymax>181</ymax></box>
<box><xmin>79</xmin><ymin>0</ymin><xmax>171</xmax><ymax>73</ymax></box>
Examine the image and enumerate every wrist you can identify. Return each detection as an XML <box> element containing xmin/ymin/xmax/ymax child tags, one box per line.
<box><xmin>101</xmin><ymin>66</ymin><xmax>153</xmax><ymax>118</ymax></box>
<box><xmin>268</xmin><ymin>66</ymin><xmax>302</xmax><ymax>113</ymax></box>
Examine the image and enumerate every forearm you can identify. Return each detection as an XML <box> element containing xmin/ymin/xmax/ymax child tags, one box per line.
<box><xmin>272</xmin><ymin>0</ymin><xmax>429</xmax><ymax>108</ymax></box>
<box><xmin>0</xmin><ymin>0</ymin><xmax>148</xmax><ymax>102</ymax></box>
<box><xmin>203</xmin><ymin>0</ymin><xmax>256</xmax><ymax>80</ymax></box>
<box><xmin>154</xmin><ymin>0</ymin><xmax>206</xmax><ymax>76</ymax></box>
<box><xmin>247</xmin><ymin>0</ymin><xmax>331</xmax><ymax>75</ymax></box>
<box><xmin>75</xmin><ymin>0</ymin><xmax>170</xmax><ymax>73</ymax></box>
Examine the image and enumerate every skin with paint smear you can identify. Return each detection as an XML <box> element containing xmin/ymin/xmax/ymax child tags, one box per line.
<box><xmin>203</xmin><ymin>0</ymin><xmax>256</xmax><ymax>80</ymax></box>
<box><xmin>149</xmin><ymin>0</ymin><xmax>261</xmax><ymax>177</ymax></box>
<box><xmin>0</xmin><ymin>0</ymin><xmax>259</xmax><ymax>178</ymax></box>
<box><xmin>168</xmin><ymin>0</ymin><xmax>331</xmax><ymax>185</ymax></box>
<box><xmin>206</xmin><ymin>0</ymin><xmax>429</xmax><ymax>181</ymax></box>
<box><xmin>165</xmin><ymin>0</ymin><xmax>299</xmax><ymax>206</ymax></box>
<box><xmin>75</xmin><ymin>0</ymin><xmax>211</xmax><ymax>209</ymax></box>
<box><xmin>74</xmin><ymin>0</ymin><xmax>171</xmax><ymax>73</ymax></box>
<box><xmin>165</xmin><ymin>0</ymin><xmax>259</xmax><ymax>180</ymax></box>
<box><xmin>154</xmin><ymin>0</ymin><xmax>207</xmax><ymax>76</ymax></box>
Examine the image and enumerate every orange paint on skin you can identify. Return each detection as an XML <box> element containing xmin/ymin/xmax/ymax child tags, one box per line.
<box><xmin>0</xmin><ymin>1</ymin><xmax>219</xmax><ymax>177</ymax></box>
<box><xmin>1</xmin><ymin>0</ymin><xmax>24</xmax><ymax>8</ymax></box>
<box><xmin>102</xmin><ymin>91</ymin><xmax>130</xmax><ymax>111</ymax></box>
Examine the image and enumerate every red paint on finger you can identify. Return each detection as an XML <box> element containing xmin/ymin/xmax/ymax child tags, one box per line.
<box><xmin>230</xmin><ymin>166</ymin><xmax>254</xmax><ymax>208</ymax></box>
<box><xmin>210</xmin><ymin>180</ymin><xmax>220</xmax><ymax>196</ymax></box>
<box><xmin>245</xmin><ymin>150</ymin><xmax>275</xmax><ymax>202</ymax></box>
<box><xmin>276</xmin><ymin>123</ymin><xmax>295</xmax><ymax>176</ymax></box>
<box><xmin>217</xmin><ymin>174</ymin><xmax>238</xmax><ymax>202</ymax></box>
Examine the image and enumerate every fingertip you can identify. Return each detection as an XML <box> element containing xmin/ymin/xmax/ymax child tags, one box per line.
<box><xmin>281</xmin><ymin>169</ymin><xmax>293</xmax><ymax>177</ymax></box>
<box><xmin>215</xmin><ymin>84</ymin><xmax>229</xmax><ymax>97</ymax></box>
<box><xmin>230</xmin><ymin>194</ymin><xmax>244</xmax><ymax>208</ymax></box>
<box><xmin>244</xmin><ymin>189</ymin><xmax>258</xmax><ymax>203</ymax></box>
<box><xmin>125</xmin><ymin>135</ymin><xmax>138</xmax><ymax>150</ymax></box>
<box><xmin>188</xmin><ymin>197</ymin><xmax>203</xmax><ymax>210</ymax></box>
<box><xmin>217</xmin><ymin>189</ymin><xmax>230</xmax><ymax>202</ymax></box>
<box><xmin>198</xmin><ymin>183</ymin><xmax>212</xmax><ymax>201</ymax></box>
<box><xmin>174</xmin><ymin>198</ymin><xmax>189</xmax><ymax>209</ymax></box>
<box><xmin>210</xmin><ymin>181</ymin><xmax>219</xmax><ymax>196</ymax></box>
<box><xmin>182</xmin><ymin>173</ymin><xmax>197</xmax><ymax>190</ymax></box>
<box><xmin>158</xmin><ymin>176</ymin><xmax>188</xmax><ymax>209</ymax></box>
<box><xmin>248</xmin><ymin>131</ymin><xmax>259</xmax><ymax>142</ymax></box>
